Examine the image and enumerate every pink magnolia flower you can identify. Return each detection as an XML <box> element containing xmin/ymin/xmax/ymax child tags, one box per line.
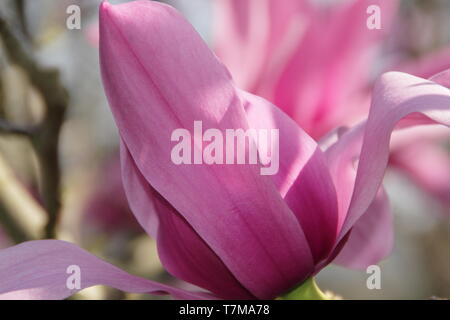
<box><xmin>0</xmin><ymin>1</ymin><xmax>449</xmax><ymax>300</ymax></box>
<box><xmin>215</xmin><ymin>0</ymin><xmax>450</xmax><ymax>207</ymax></box>
<box><xmin>214</xmin><ymin>0</ymin><xmax>399</xmax><ymax>139</ymax></box>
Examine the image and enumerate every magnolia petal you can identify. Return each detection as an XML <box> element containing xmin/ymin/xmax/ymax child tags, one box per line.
<box><xmin>100</xmin><ymin>1</ymin><xmax>313</xmax><ymax>299</ymax></box>
<box><xmin>272</xmin><ymin>0</ymin><xmax>398</xmax><ymax>138</ymax></box>
<box><xmin>0</xmin><ymin>240</ymin><xmax>214</xmax><ymax>300</ymax></box>
<box><xmin>322</xmin><ymin>123</ymin><xmax>394</xmax><ymax>268</ymax></box>
<box><xmin>241</xmin><ymin>91</ymin><xmax>339</xmax><ymax>263</ymax></box>
<box><xmin>333</xmin><ymin>188</ymin><xmax>393</xmax><ymax>269</ymax></box>
<box><xmin>121</xmin><ymin>143</ymin><xmax>255</xmax><ymax>299</ymax></box>
<box><xmin>383</xmin><ymin>70</ymin><xmax>450</xmax><ymax>207</ymax></box>
<box><xmin>214</xmin><ymin>0</ymin><xmax>268</xmax><ymax>89</ymax></box>
<box><xmin>214</xmin><ymin>0</ymin><xmax>312</xmax><ymax>91</ymax></box>
<box><xmin>340</xmin><ymin>72</ymin><xmax>450</xmax><ymax>239</ymax></box>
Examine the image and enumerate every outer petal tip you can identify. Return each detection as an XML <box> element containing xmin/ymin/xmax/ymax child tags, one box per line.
<box><xmin>100</xmin><ymin>1</ymin><xmax>111</xmax><ymax>14</ymax></box>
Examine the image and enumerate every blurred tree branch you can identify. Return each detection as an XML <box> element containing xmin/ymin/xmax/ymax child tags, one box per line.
<box><xmin>0</xmin><ymin>10</ymin><xmax>68</xmax><ymax>239</ymax></box>
<box><xmin>0</xmin><ymin>153</ymin><xmax>46</xmax><ymax>241</ymax></box>
<box><xmin>0</xmin><ymin>204</ymin><xmax>29</xmax><ymax>243</ymax></box>
<box><xmin>0</xmin><ymin>118</ymin><xmax>34</xmax><ymax>137</ymax></box>
<box><xmin>14</xmin><ymin>0</ymin><xmax>30</xmax><ymax>41</ymax></box>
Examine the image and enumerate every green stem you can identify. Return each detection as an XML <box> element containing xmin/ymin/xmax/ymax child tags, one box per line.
<box><xmin>279</xmin><ymin>278</ymin><xmax>329</xmax><ymax>300</ymax></box>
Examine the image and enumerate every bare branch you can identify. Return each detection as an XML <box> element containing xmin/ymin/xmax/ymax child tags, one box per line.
<box><xmin>0</xmin><ymin>118</ymin><xmax>34</xmax><ymax>137</ymax></box>
<box><xmin>14</xmin><ymin>0</ymin><xmax>30</xmax><ymax>41</ymax></box>
<box><xmin>0</xmin><ymin>13</ymin><xmax>69</xmax><ymax>239</ymax></box>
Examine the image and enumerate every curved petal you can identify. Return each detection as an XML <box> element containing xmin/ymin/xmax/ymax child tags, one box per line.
<box><xmin>322</xmin><ymin>124</ymin><xmax>393</xmax><ymax>268</ymax></box>
<box><xmin>333</xmin><ymin>188</ymin><xmax>393</xmax><ymax>269</ymax></box>
<box><xmin>340</xmin><ymin>72</ymin><xmax>450</xmax><ymax>239</ymax></box>
<box><xmin>241</xmin><ymin>91</ymin><xmax>339</xmax><ymax>263</ymax></box>
<box><xmin>100</xmin><ymin>1</ymin><xmax>313</xmax><ymax>299</ymax></box>
<box><xmin>324</xmin><ymin>122</ymin><xmax>366</xmax><ymax>233</ymax></box>
<box><xmin>0</xmin><ymin>240</ymin><xmax>214</xmax><ymax>300</ymax></box>
<box><xmin>121</xmin><ymin>143</ymin><xmax>255</xmax><ymax>299</ymax></box>
<box><xmin>385</xmin><ymin>71</ymin><xmax>450</xmax><ymax>207</ymax></box>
